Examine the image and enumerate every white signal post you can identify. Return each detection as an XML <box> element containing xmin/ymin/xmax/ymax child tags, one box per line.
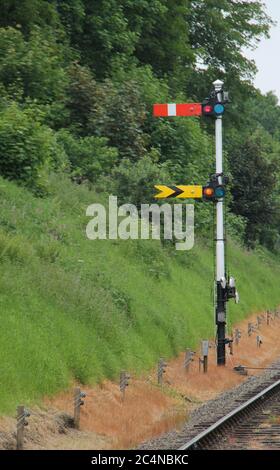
<box><xmin>214</xmin><ymin>79</ymin><xmax>225</xmax><ymax>281</ymax></box>
<box><xmin>213</xmin><ymin>79</ymin><xmax>226</xmax><ymax>366</ymax></box>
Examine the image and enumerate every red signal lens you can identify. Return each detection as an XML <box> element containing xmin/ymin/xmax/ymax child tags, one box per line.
<box><xmin>204</xmin><ymin>105</ymin><xmax>213</xmax><ymax>113</ymax></box>
<box><xmin>203</xmin><ymin>187</ymin><xmax>214</xmax><ymax>197</ymax></box>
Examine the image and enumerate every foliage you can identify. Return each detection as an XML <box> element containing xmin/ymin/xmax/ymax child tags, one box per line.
<box><xmin>0</xmin><ymin>0</ymin><xmax>58</xmax><ymax>34</ymax></box>
<box><xmin>107</xmin><ymin>152</ymin><xmax>170</xmax><ymax>206</ymax></box>
<box><xmin>88</xmin><ymin>79</ymin><xmax>148</xmax><ymax>162</ymax></box>
<box><xmin>57</xmin><ymin>129</ymin><xmax>118</xmax><ymax>183</ymax></box>
<box><xmin>0</xmin><ymin>2</ymin><xmax>276</xmax><ymax>251</ymax></box>
<box><xmin>0</xmin><ymin>26</ymin><xmax>68</xmax><ymax>103</ymax></box>
<box><xmin>66</xmin><ymin>62</ymin><xmax>97</xmax><ymax>135</ymax></box>
<box><xmin>131</xmin><ymin>0</ymin><xmax>194</xmax><ymax>77</ymax></box>
<box><xmin>0</xmin><ymin>0</ymin><xmax>277</xmax><ymax>249</ymax></box>
<box><xmin>0</xmin><ymin>103</ymin><xmax>66</xmax><ymax>193</ymax></box>
<box><xmin>187</xmin><ymin>0</ymin><xmax>272</xmax><ymax>79</ymax></box>
<box><xmin>61</xmin><ymin>0</ymin><xmax>139</xmax><ymax>77</ymax></box>
<box><xmin>246</xmin><ymin>91</ymin><xmax>280</xmax><ymax>138</ymax></box>
<box><xmin>149</xmin><ymin>116</ymin><xmax>214</xmax><ymax>182</ymax></box>
<box><xmin>230</xmin><ymin>129</ymin><xmax>279</xmax><ymax>249</ymax></box>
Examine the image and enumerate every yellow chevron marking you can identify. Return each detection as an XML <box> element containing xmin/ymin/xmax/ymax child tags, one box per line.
<box><xmin>154</xmin><ymin>185</ymin><xmax>176</xmax><ymax>199</ymax></box>
<box><xmin>154</xmin><ymin>185</ymin><xmax>203</xmax><ymax>199</ymax></box>
<box><xmin>176</xmin><ymin>185</ymin><xmax>203</xmax><ymax>199</ymax></box>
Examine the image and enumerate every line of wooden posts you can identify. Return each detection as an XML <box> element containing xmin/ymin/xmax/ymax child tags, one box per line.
<box><xmin>15</xmin><ymin>308</ymin><xmax>280</xmax><ymax>449</ymax></box>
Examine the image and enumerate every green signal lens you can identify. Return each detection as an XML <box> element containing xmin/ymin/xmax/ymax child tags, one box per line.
<box><xmin>214</xmin><ymin>103</ymin><xmax>225</xmax><ymax>115</ymax></box>
<box><xmin>214</xmin><ymin>186</ymin><xmax>226</xmax><ymax>198</ymax></box>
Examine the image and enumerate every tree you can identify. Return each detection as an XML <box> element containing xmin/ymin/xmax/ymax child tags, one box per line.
<box><xmin>88</xmin><ymin>79</ymin><xmax>148</xmax><ymax>162</ymax></box>
<box><xmin>66</xmin><ymin>62</ymin><xmax>97</xmax><ymax>135</ymax></box>
<box><xmin>0</xmin><ymin>26</ymin><xmax>68</xmax><ymax>102</ymax></box>
<box><xmin>230</xmin><ymin>130</ymin><xmax>279</xmax><ymax>248</ymax></box>
<box><xmin>56</xmin><ymin>0</ymin><xmax>85</xmax><ymax>37</ymax></box>
<box><xmin>149</xmin><ymin>115</ymin><xmax>213</xmax><ymax>182</ymax></box>
<box><xmin>246</xmin><ymin>91</ymin><xmax>280</xmax><ymax>138</ymax></box>
<box><xmin>127</xmin><ymin>0</ymin><xmax>194</xmax><ymax>77</ymax></box>
<box><xmin>0</xmin><ymin>103</ymin><xmax>66</xmax><ymax>192</ymax></box>
<box><xmin>0</xmin><ymin>0</ymin><xmax>57</xmax><ymax>34</ymax></box>
<box><xmin>187</xmin><ymin>0</ymin><xmax>272</xmax><ymax>79</ymax></box>
<box><xmin>62</xmin><ymin>0</ymin><xmax>138</xmax><ymax>78</ymax></box>
<box><xmin>0</xmin><ymin>26</ymin><xmax>69</xmax><ymax>127</ymax></box>
<box><xmin>57</xmin><ymin>1</ymin><xmax>194</xmax><ymax>79</ymax></box>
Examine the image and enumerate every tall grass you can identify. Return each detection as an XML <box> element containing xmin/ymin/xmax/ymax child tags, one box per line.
<box><xmin>0</xmin><ymin>175</ymin><xmax>279</xmax><ymax>413</ymax></box>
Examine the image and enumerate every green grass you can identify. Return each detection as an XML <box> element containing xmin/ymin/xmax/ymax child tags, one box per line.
<box><xmin>0</xmin><ymin>174</ymin><xmax>280</xmax><ymax>414</ymax></box>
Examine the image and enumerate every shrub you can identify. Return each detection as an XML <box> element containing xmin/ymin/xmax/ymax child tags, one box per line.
<box><xmin>56</xmin><ymin>129</ymin><xmax>118</xmax><ymax>183</ymax></box>
<box><xmin>0</xmin><ymin>102</ymin><xmax>67</xmax><ymax>192</ymax></box>
<box><xmin>107</xmin><ymin>151</ymin><xmax>170</xmax><ymax>206</ymax></box>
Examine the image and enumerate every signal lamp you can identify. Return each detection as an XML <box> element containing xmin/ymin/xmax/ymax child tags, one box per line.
<box><xmin>202</xmin><ymin>101</ymin><xmax>214</xmax><ymax>117</ymax></box>
<box><xmin>214</xmin><ymin>185</ymin><xmax>226</xmax><ymax>198</ymax></box>
<box><xmin>204</xmin><ymin>105</ymin><xmax>213</xmax><ymax>113</ymax></box>
<box><xmin>214</xmin><ymin>103</ymin><xmax>225</xmax><ymax>115</ymax></box>
<box><xmin>203</xmin><ymin>183</ymin><xmax>226</xmax><ymax>201</ymax></box>
<box><xmin>202</xmin><ymin>97</ymin><xmax>226</xmax><ymax>118</ymax></box>
<box><xmin>203</xmin><ymin>187</ymin><xmax>214</xmax><ymax>197</ymax></box>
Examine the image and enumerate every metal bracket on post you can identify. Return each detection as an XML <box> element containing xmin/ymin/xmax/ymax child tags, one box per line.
<box><xmin>227</xmin><ymin>337</ymin><xmax>233</xmax><ymax>355</ymax></box>
<box><xmin>73</xmin><ymin>387</ymin><xmax>86</xmax><ymax>429</ymax></box>
<box><xmin>234</xmin><ymin>365</ymin><xmax>248</xmax><ymax>376</ymax></box>
<box><xmin>184</xmin><ymin>349</ymin><xmax>195</xmax><ymax>372</ymax></box>
<box><xmin>234</xmin><ymin>328</ymin><xmax>241</xmax><ymax>345</ymax></box>
<box><xmin>201</xmin><ymin>340</ymin><xmax>209</xmax><ymax>373</ymax></box>
<box><xmin>256</xmin><ymin>335</ymin><xmax>262</xmax><ymax>348</ymax></box>
<box><xmin>16</xmin><ymin>405</ymin><xmax>30</xmax><ymax>450</ymax></box>
<box><xmin>216</xmin><ymin>280</ymin><xmax>227</xmax><ymax>365</ymax></box>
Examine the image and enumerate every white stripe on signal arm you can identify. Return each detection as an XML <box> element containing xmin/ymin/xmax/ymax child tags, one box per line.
<box><xmin>167</xmin><ymin>103</ymin><xmax>176</xmax><ymax>116</ymax></box>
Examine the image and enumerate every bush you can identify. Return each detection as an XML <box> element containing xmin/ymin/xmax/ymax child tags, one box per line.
<box><xmin>56</xmin><ymin>130</ymin><xmax>118</xmax><ymax>183</ymax></box>
<box><xmin>0</xmin><ymin>26</ymin><xmax>68</xmax><ymax>103</ymax></box>
<box><xmin>0</xmin><ymin>26</ymin><xmax>69</xmax><ymax>128</ymax></box>
<box><xmin>88</xmin><ymin>79</ymin><xmax>148</xmax><ymax>162</ymax></box>
<box><xmin>106</xmin><ymin>151</ymin><xmax>170</xmax><ymax>206</ymax></box>
<box><xmin>0</xmin><ymin>102</ymin><xmax>66</xmax><ymax>192</ymax></box>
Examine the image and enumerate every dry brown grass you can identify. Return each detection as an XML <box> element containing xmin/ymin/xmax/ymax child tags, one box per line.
<box><xmin>45</xmin><ymin>379</ymin><xmax>186</xmax><ymax>449</ymax></box>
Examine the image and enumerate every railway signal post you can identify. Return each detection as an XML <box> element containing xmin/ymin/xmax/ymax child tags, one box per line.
<box><xmin>213</xmin><ymin>79</ymin><xmax>227</xmax><ymax>365</ymax></box>
<box><xmin>153</xmin><ymin>79</ymin><xmax>239</xmax><ymax>366</ymax></box>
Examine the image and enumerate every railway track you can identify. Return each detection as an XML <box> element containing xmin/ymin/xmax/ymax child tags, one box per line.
<box><xmin>179</xmin><ymin>376</ymin><xmax>280</xmax><ymax>450</ymax></box>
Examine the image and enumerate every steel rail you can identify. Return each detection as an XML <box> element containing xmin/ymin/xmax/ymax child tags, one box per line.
<box><xmin>179</xmin><ymin>378</ymin><xmax>280</xmax><ymax>450</ymax></box>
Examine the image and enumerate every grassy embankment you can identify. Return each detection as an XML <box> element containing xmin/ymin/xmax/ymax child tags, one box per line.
<box><xmin>0</xmin><ymin>174</ymin><xmax>279</xmax><ymax>414</ymax></box>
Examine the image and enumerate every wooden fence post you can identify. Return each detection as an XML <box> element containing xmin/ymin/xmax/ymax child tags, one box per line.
<box><xmin>16</xmin><ymin>405</ymin><xmax>24</xmax><ymax>450</ymax></box>
<box><xmin>16</xmin><ymin>405</ymin><xmax>29</xmax><ymax>450</ymax></box>
<box><xmin>73</xmin><ymin>387</ymin><xmax>86</xmax><ymax>429</ymax></box>
<box><xmin>157</xmin><ymin>358</ymin><xmax>167</xmax><ymax>385</ymax></box>
<box><xmin>120</xmin><ymin>371</ymin><xmax>130</xmax><ymax>402</ymax></box>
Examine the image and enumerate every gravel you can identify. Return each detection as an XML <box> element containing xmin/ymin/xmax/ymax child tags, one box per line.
<box><xmin>137</xmin><ymin>358</ymin><xmax>280</xmax><ymax>450</ymax></box>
